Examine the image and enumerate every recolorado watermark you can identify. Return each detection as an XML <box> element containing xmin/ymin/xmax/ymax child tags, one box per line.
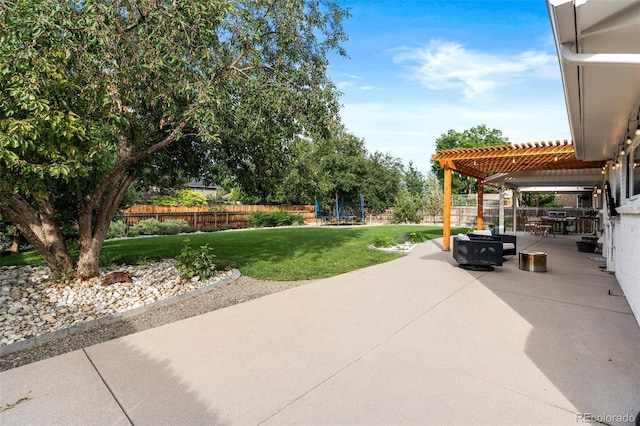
<box><xmin>576</xmin><ymin>412</ymin><xmax>637</xmax><ymax>424</ymax></box>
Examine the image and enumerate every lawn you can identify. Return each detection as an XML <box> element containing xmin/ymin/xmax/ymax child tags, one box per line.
<box><xmin>1</xmin><ymin>226</ymin><xmax>462</xmax><ymax>281</ymax></box>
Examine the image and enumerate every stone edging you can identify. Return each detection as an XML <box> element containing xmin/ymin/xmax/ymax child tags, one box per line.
<box><xmin>367</xmin><ymin>244</ymin><xmax>416</xmax><ymax>255</ymax></box>
<box><xmin>0</xmin><ymin>269</ymin><xmax>242</xmax><ymax>357</ymax></box>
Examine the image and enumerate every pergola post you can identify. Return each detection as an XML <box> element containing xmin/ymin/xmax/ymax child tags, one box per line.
<box><xmin>443</xmin><ymin>166</ymin><xmax>452</xmax><ymax>251</ymax></box>
<box><xmin>499</xmin><ymin>185</ymin><xmax>505</xmax><ymax>233</ymax></box>
<box><xmin>512</xmin><ymin>189</ymin><xmax>518</xmax><ymax>233</ymax></box>
<box><xmin>477</xmin><ymin>179</ymin><xmax>484</xmax><ymax>231</ymax></box>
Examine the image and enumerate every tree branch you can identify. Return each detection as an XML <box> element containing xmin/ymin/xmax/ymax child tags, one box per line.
<box><xmin>84</xmin><ymin>120</ymin><xmax>187</xmax><ymax>213</ymax></box>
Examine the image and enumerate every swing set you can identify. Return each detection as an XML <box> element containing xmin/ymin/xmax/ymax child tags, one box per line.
<box><xmin>314</xmin><ymin>194</ymin><xmax>365</xmax><ymax>225</ymax></box>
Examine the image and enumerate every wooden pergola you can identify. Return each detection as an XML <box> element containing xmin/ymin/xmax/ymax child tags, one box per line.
<box><xmin>431</xmin><ymin>140</ymin><xmax>604</xmax><ymax>250</ymax></box>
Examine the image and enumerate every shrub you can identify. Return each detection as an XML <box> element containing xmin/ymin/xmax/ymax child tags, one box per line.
<box><xmin>247</xmin><ymin>210</ymin><xmax>305</xmax><ymax>228</ymax></box>
<box><xmin>158</xmin><ymin>219</ymin><xmax>190</xmax><ymax>235</ymax></box>
<box><xmin>373</xmin><ymin>236</ymin><xmax>394</xmax><ymax>248</ymax></box>
<box><xmin>392</xmin><ymin>191</ymin><xmax>423</xmax><ymax>224</ymax></box>
<box><xmin>130</xmin><ymin>218</ymin><xmax>161</xmax><ymax>235</ymax></box>
<box><xmin>149</xmin><ymin>190</ymin><xmax>207</xmax><ymax>207</ymax></box>
<box><xmin>174</xmin><ymin>190</ymin><xmax>207</xmax><ymax>206</ymax></box>
<box><xmin>247</xmin><ymin>211</ymin><xmax>270</xmax><ymax>227</ymax></box>
<box><xmin>405</xmin><ymin>231</ymin><xmax>426</xmax><ymax>244</ymax></box>
<box><xmin>393</xmin><ymin>234</ymin><xmax>407</xmax><ymax>245</ymax></box>
<box><xmin>176</xmin><ymin>238</ymin><xmax>217</xmax><ymax>280</ymax></box>
<box><xmin>106</xmin><ymin>220</ymin><xmax>126</xmax><ymax>239</ymax></box>
<box><xmin>289</xmin><ymin>213</ymin><xmax>306</xmax><ymax>226</ymax></box>
<box><xmin>149</xmin><ymin>195</ymin><xmax>178</xmax><ymax>206</ymax></box>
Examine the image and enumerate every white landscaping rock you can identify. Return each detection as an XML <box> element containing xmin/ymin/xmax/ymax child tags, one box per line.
<box><xmin>0</xmin><ymin>260</ymin><xmax>231</xmax><ymax>348</ymax></box>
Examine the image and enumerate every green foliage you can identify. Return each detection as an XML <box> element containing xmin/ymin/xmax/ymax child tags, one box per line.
<box><xmin>405</xmin><ymin>232</ymin><xmax>427</xmax><ymax>244</ymax></box>
<box><xmin>373</xmin><ymin>236</ymin><xmax>394</xmax><ymax>248</ymax></box>
<box><xmin>403</xmin><ymin>161</ymin><xmax>425</xmax><ymax>198</ymax></box>
<box><xmin>149</xmin><ymin>190</ymin><xmax>207</xmax><ymax>207</ymax></box>
<box><xmin>106</xmin><ymin>221</ymin><xmax>126</xmax><ymax>239</ymax></box>
<box><xmin>431</xmin><ymin>125</ymin><xmax>510</xmax><ymax>194</ymax></box>
<box><xmin>0</xmin><ymin>0</ymin><xmax>348</xmax><ymax>278</ymax></box>
<box><xmin>247</xmin><ymin>211</ymin><xmax>305</xmax><ymax>228</ymax></box>
<box><xmin>423</xmin><ymin>173</ymin><xmax>444</xmax><ymax>219</ymax></box>
<box><xmin>148</xmin><ymin>196</ymin><xmax>177</xmax><ymax>207</ymax></box>
<box><xmin>158</xmin><ymin>220</ymin><xmax>191</xmax><ymax>235</ymax></box>
<box><xmin>361</xmin><ymin>151</ymin><xmax>403</xmax><ymax>214</ymax></box>
<box><xmin>227</xmin><ymin>127</ymin><xmax>403</xmax><ymax>209</ymax></box>
<box><xmin>392</xmin><ymin>191</ymin><xmax>424</xmax><ymax>224</ymax></box>
<box><xmin>130</xmin><ymin>219</ymin><xmax>161</xmax><ymax>236</ymax></box>
<box><xmin>99</xmin><ymin>252</ymin><xmax>121</xmax><ymax>267</ymax></box>
<box><xmin>372</xmin><ymin>231</ymin><xmax>427</xmax><ymax>248</ymax></box>
<box><xmin>520</xmin><ymin>193</ymin><xmax>562</xmax><ymax>208</ymax></box>
<box><xmin>176</xmin><ymin>238</ymin><xmax>217</xmax><ymax>280</ymax></box>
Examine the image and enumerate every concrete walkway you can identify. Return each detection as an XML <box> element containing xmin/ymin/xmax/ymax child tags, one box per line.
<box><xmin>1</xmin><ymin>233</ymin><xmax>639</xmax><ymax>425</ymax></box>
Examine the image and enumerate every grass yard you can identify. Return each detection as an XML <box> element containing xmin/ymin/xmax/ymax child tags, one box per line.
<box><xmin>1</xmin><ymin>226</ymin><xmax>463</xmax><ymax>281</ymax></box>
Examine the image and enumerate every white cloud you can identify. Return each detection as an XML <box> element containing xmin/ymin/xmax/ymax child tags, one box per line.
<box><xmin>393</xmin><ymin>40</ymin><xmax>558</xmax><ymax>99</ymax></box>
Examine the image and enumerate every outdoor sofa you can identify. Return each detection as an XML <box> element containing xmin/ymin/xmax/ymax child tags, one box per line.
<box><xmin>453</xmin><ymin>230</ymin><xmax>517</xmax><ymax>270</ymax></box>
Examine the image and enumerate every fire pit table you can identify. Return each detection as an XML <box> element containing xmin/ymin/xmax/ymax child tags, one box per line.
<box><xmin>519</xmin><ymin>250</ymin><xmax>547</xmax><ymax>272</ymax></box>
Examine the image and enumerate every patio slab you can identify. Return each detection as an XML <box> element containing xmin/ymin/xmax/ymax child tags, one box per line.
<box><xmin>263</xmin><ymin>343</ymin><xmax>579</xmax><ymax>425</ymax></box>
<box><xmin>1</xmin><ymin>233</ymin><xmax>639</xmax><ymax>425</ymax></box>
<box><xmin>0</xmin><ymin>350</ymin><xmax>129</xmax><ymax>425</ymax></box>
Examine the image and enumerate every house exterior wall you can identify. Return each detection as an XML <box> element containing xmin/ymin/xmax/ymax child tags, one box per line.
<box><xmin>605</xmin><ymin>140</ymin><xmax>640</xmax><ymax>327</ymax></box>
<box><xmin>614</xmin><ymin>212</ymin><xmax>640</xmax><ymax>327</ymax></box>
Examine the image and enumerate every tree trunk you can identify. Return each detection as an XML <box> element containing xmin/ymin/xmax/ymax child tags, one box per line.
<box><xmin>76</xmin><ymin>170</ymin><xmax>136</xmax><ymax>279</ymax></box>
<box><xmin>76</xmin><ymin>242</ymin><xmax>102</xmax><ymax>280</ymax></box>
<box><xmin>0</xmin><ymin>196</ymin><xmax>75</xmax><ymax>278</ymax></box>
<box><xmin>2</xmin><ymin>127</ymin><xmax>182</xmax><ymax>280</ymax></box>
<box><xmin>10</xmin><ymin>228</ymin><xmax>20</xmax><ymax>255</ymax></box>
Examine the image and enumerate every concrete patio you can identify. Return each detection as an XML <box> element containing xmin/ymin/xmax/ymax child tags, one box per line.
<box><xmin>1</xmin><ymin>232</ymin><xmax>639</xmax><ymax>425</ymax></box>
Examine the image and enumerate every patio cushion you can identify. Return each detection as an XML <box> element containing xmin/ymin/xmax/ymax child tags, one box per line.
<box><xmin>503</xmin><ymin>242</ymin><xmax>515</xmax><ymax>251</ymax></box>
<box><xmin>470</xmin><ymin>229</ymin><xmax>492</xmax><ymax>236</ymax></box>
<box><xmin>457</xmin><ymin>233</ymin><xmax>470</xmax><ymax>241</ymax></box>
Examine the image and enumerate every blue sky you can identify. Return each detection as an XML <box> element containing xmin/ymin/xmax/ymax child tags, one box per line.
<box><xmin>327</xmin><ymin>0</ymin><xmax>571</xmax><ymax>174</ymax></box>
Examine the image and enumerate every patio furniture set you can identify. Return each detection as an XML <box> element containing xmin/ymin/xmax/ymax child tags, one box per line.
<box><xmin>453</xmin><ymin>230</ymin><xmax>546</xmax><ymax>272</ymax></box>
<box><xmin>524</xmin><ymin>212</ymin><xmax>577</xmax><ymax>237</ymax></box>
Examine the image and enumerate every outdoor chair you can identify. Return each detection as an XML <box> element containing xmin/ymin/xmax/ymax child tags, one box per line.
<box><xmin>540</xmin><ymin>218</ymin><xmax>556</xmax><ymax>238</ymax></box>
<box><xmin>525</xmin><ymin>217</ymin><xmax>542</xmax><ymax>235</ymax></box>
<box><xmin>468</xmin><ymin>230</ymin><xmax>517</xmax><ymax>256</ymax></box>
<box><xmin>453</xmin><ymin>234</ymin><xmax>503</xmax><ymax>270</ymax></box>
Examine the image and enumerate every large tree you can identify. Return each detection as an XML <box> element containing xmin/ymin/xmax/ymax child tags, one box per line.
<box><xmin>0</xmin><ymin>0</ymin><xmax>348</xmax><ymax>279</ymax></box>
<box><xmin>225</xmin><ymin>124</ymin><xmax>403</xmax><ymax>211</ymax></box>
<box><xmin>430</xmin><ymin>125</ymin><xmax>510</xmax><ymax>194</ymax></box>
<box><xmin>402</xmin><ymin>161</ymin><xmax>425</xmax><ymax>198</ymax></box>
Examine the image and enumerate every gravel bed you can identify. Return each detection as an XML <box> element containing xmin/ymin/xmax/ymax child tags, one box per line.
<box><xmin>0</xmin><ymin>275</ymin><xmax>311</xmax><ymax>372</ymax></box>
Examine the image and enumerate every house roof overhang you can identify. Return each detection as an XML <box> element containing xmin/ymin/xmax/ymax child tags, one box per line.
<box><xmin>484</xmin><ymin>168</ymin><xmax>604</xmax><ymax>190</ymax></box>
<box><xmin>547</xmin><ymin>0</ymin><xmax>640</xmax><ymax>161</ymax></box>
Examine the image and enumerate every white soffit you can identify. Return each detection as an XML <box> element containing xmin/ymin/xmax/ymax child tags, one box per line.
<box><xmin>547</xmin><ymin>0</ymin><xmax>640</xmax><ymax>161</ymax></box>
<box><xmin>518</xmin><ymin>186</ymin><xmax>593</xmax><ymax>193</ymax></box>
<box><xmin>485</xmin><ymin>168</ymin><xmax>603</xmax><ymax>188</ymax></box>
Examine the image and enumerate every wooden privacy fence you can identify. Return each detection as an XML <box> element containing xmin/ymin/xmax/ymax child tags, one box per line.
<box><xmin>121</xmin><ymin>205</ymin><xmax>315</xmax><ymax>230</ymax></box>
